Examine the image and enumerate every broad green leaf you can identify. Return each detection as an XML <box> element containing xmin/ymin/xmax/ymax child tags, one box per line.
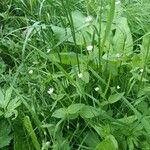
<box><xmin>46</xmin><ymin>52</ymin><xmax>87</xmax><ymax>66</ymax></box>
<box><xmin>96</xmin><ymin>135</ymin><xmax>118</xmax><ymax>150</ymax></box>
<box><xmin>80</xmin><ymin>106</ymin><xmax>100</xmax><ymax>119</ymax></box>
<box><xmin>71</xmin><ymin>11</ymin><xmax>87</xmax><ymax>28</ymax></box>
<box><xmin>67</xmin><ymin>103</ymin><xmax>85</xmax><ymax>114</ymax></box>
<box><xmin>80</xmin><ymin>72</ymin><xmax>90</xmax><ymax>83</ymax></box>
<box><xmin>50</xmin><ymin>25</ymin><xmax>71</xmax><ymax>42</ymax></box>
<box><xmin>118</xmin><ymin>115</ymin><xmax>137</xmax><ymax>124</ymax></box>
<box><xmin>52</xmin><ymin>108</ymin><xmax>67</xmax><ymax>119</ymax></box>
<box><xmin>0</xmin><ymin>119</ymin><xmax>12</xmax><ymax>148</ymax></box>
<box><xmin>58</xmin><ymin>52</ymin><xmax>87</xmax><ymax>65</ymax></box>
<box><xmin>138</xmin><ymin>86</ymin><xmax>150</xmax><ymax>97</ymax></box>
<box><xmin>108</xmin><ymin>92</ymin><xmax>124</xmax><ymax>104</ymax></box>
<box><xmin>51</xmin><ymin>24</ymin><xmax>91</xmax><ymax>45</ymax></box>
<box><xmin>84</xmin><ymin>131</ymin><xmax>100</xmax><ymax>148</ymax></box>
<box><xmin>113</xmin><ymin>17</ymin><xmax>133</xmax><ymax>54</ymax></box>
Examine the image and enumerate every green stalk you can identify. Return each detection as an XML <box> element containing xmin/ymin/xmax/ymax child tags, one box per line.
<box><xmin>60</xmin><ymin>0</ymin><xmax>80</xmax><ymax>72</ymax></box>
<box><xmin>100</xmin><ymin>0</ymin><xmax>115</xmax><ymax>63</ymax></box>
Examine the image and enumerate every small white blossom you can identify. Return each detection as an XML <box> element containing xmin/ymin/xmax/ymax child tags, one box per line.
<box><xmin>47</xmin><ymin>49</ymin><xmax>51</xmax><ymax>53</ymax></box>
<box><xmin>115</xmin><ymin>1</ymin><xmax>121</xmax><ymax>5</ymax></box>
<box><xmin>140</xmin><ymin>69</ymin><xmax>144</xmax><ymax>73</ymax></box>
<box><xmin>47</xmin><ymin>88</ymin><xmax>54</xmax><ymax>95</ymax></box>
<box><xmin>78</xmin><ymin>73</ymin><xmax>83</xmax><ymax>78</ymax></box>
<box><xmin>87</xmin><ymin>45</ymin><xmax>93</xmax><ymax>51</ymax></box>
<box><xmin>28</xmin><ymin>70</ymin><xmax>33</xmax><ymax>74</ymax></box>
<box><xmin>117</xmin><ymin>85</ymin><xmax>120</xmax><ymax>89</ymax></box>
<box><xmin>85</xmin><ymin>16</ymin><xmax>92</xmax><ymax>23</ymax></box>
<box><xmin>94</xmin><ymin>87</ymin><xmax>99</xmax><ymax>91</ymax></box>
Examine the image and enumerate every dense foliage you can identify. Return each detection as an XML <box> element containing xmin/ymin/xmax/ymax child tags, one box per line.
<box><xmin>0</xmin><ymin>0</ymin><xmax>150</xmax><ymax>149</ymax></box>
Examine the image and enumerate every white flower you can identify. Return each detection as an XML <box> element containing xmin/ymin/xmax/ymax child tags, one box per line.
<box><xmin>47</xmin><ymin>88</ymin><xmax>54</xmax><ymax>95</ymax></box>
<box><xmin>117</xmin><ymin>85</ymin><xmax>120</xmax><ymax>89</ymax></box>
<box><xmin>94</xmin><ymin>87</ymin><xmax>99</xmax><ymax>91</ymax></box>
<box><xmin>78</xmin><ymin>73</ymin><xmax>83</xmax><ymax>78</ymax></box>
<box><xmin>115</xmin><ymin>1</ymin><xmax>121</xmax><ymax>5</ymax></box>
<box><xmin>47</xmin><ymin>49</ymin><xmax>51</xmax><ymax>53</ymax></box>
<box><xmin>140</xmin><ymin>69</ymin><xmax>144</xmax><ymax>73</ymax></box>
<box><xmin>28</xmin><ymin>70</ymin><xmax>33</xmax><ymax>74</ymax></box>
<box><xmin>85</xmin><ymin>16</ymin><xmax>92</xmax><ymax>23</ymax></box>
<box><xmin>87</xmin><ymin>45</ymin><xmax>93</xmax><ymax>51</ymax></box>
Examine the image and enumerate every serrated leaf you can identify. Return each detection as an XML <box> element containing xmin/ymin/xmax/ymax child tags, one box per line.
<box><xmin>7</xmin><ymin>97</ymin><xmax>21</xmax><ymax>110</ymax></box>
<box><xmin>108</xmin><ymin>92</ymin><xmax>124</xmax><ymax>104</ymax></box>
<box><xmin>4</xmin><ymin>109</ymin><xmax>18</xmax><ymax>120</ymax></box>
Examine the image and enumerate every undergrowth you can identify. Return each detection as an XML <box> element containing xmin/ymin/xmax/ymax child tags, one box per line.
<box><xmin>0</xmin><ymin>0</ymin><xmax>150</xmax><ymax>149</ymax></box>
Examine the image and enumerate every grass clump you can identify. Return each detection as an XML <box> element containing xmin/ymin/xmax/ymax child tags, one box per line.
<box><xmin>0</xmin><ymin>0</ymin><xmax>150</xmax><ymax>149</ymax></box>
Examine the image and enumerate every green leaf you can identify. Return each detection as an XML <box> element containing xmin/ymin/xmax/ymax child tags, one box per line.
<box><xmin>138</xmin><ymin>86</ymin><xmax>150</xmax><ymax>97</ymax></box>
<box><xmin>80</xmin><ymin>106</ymin><xmax>100</xmax><ymax>119</ymax></box>
<box><xmin>81</xmin><ymin>72</ymin><xmax>90</xmax><ymax>83</ymax></box>
<box><xmin>113</xmin><ymin>17</ymin><xmax>133</xmax><ymax>54</ymax></box>
<box><xmin>67</xmin><ymin>103</ymin><xmax>85</xmax><ymax>114</ymax></box>
<box><xmin>50</xmin><ymin>25</ymin><xmax>71</xmax><ymax>42</ymax></box>
<box><xmin>46</xmin><ymin>52</ymin><xmax>87</xmax><ymax>66</ymax></box>
<box><xmin>0</xmin><ymin>58</ymin><xmax>6</xmax><ymax>74</ymax></box>
<box><xmin>5</xmin><ymin>97</ymin><xmax>21</xmax><ymax>119</ymax></box>
<box><xmin>0</xmin><ymin>88</ymin><xmax>4</xmax><ymax>107</ymax></box>
<box><xmin>96</xmin><ymin>135</ymin><xmax>118</xmax><ymax>150</ymax></box>
<box><xmin>84</xmin><ymin>131</ymin><xmax>100</xmax><ymax>148</ymax></box>
<box><xmin>4</xmin><ymin>87</ymin><xmax>13</xmax><ymax>108</ymax></box>
<box><xmin>0</xmin><ymin>119</ymin><xmax>12</xmax><ymax>148</ymax></box>
<box><xmin>118</xmin><ymin>115</ymin><xmax>137</xmax><ymax>124</ymax></box>
<box><xmin>108</xmin><ymin>92</ymin><xmax>124</xmax><ymax>104</ymax></box>
<box><xmin>14</xmin><ymin>119</ymin><xmax>32</xmax><ymax>150</ymax></box>
<box><xmin>52</xmin><ymin>108</ymin><xmax>67</xmax><ymax>119</ymax></box>
<box><xmin>0</xmin><ymin>110</ymin><xmax>3</xmax><ymax>116</ymax></box>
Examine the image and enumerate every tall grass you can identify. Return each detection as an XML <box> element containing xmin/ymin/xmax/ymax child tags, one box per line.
<box><xmin>0</xmin><ymin>0</ymin><xmax>150</xmax><ymax>149</ymax></box>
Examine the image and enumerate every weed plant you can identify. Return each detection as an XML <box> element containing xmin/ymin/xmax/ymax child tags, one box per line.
<box><xmin>0</xmin><ymin>0</ymin><xmax>150</xmax><ymax>149</ymax></box>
